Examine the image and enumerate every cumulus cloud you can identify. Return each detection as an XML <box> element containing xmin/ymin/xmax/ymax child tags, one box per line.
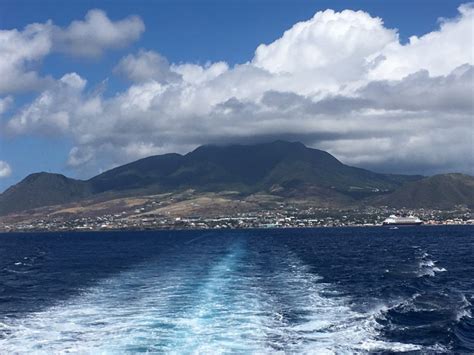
<box><xmin>0</xmin><ymin>22</ymin><xmax>54</xmax><ymax>94</ymax></box>
<box><xmin>5</xmin><ymin>5</ymin><xmax>474</xmax><ymax>176</ymax></box>
<box><xmin>114</xmin><ymin>50</ymin><xmax>180</xmax><ymax>83</ymax></box>
<box><xmin>7</xmin><ymin>73</ymin><xmax>87</xmax><ymax>135</ymax></box>
<box><xmin>53</xmin><ymin>9</ymin><xmax>144</xmax><ymax>57</ymax></box>
<box><xmin>172</xmin><ymin>62</ymin><xmax>229</xmax><ymax>85</ymax></box>
<box><xmin>253</xmin><ymin>9</ymin><xmax>396</xmax><ymax>79</ymax></box>
<box><xmin>360</xmin><ymin>64</ymin><xmax>474</xmax><ymax>112</ymax></box>
<box><xmin>0</xmin><ymin>96</ymin><xmax>13</xmax><ymax>115</ymax></box>
<box><xmin>370</xmin><ymin>3</ymin><xmax>474</xmax><ymax>80</ymax></box>
<box><xmin>0</xmin><ymin>10</ymin><xmax>144</xmax><ymax>94</ymax></box>
<box><xmin>0</xmin><ymin>161</ymin><xmax>12</xmax><ymax>178</ymax></box>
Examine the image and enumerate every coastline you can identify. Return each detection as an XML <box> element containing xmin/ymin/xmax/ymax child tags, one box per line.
<box><xmin>1</xmin><ymin>223</ymin><xmax>473</xmax><ymax>234</ymax></box>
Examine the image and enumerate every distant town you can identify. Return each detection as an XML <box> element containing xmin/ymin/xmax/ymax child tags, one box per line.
<box><xmin>2</xmin><ymin>142</ymin><xmax>473</xmax><ymax>233</ymax></box>
<box><xmin>1</xmin><ymin>202</ymin><xmax>472</xmax><ymax>233</ymax></box>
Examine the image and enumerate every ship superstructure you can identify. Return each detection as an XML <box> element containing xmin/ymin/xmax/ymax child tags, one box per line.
<box><xmin>382</xmin><ymin>215</ymin><xmax>423</xmax><ymax>226</ymax></box>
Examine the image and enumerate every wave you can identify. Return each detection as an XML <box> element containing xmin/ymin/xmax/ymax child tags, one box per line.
<box><xmin>3</xmin><ymin>268</ymin><xmax>33</xmax><ymax>274</ymax></box>
<box><xmin>456</xmin><ymin>294</ymin><xmax>473</xmax><ymax>321</ymax></box>
<box><xmin>454</xmin><ymin>295</ymin><xmax>474</xmax><ymax>352</ymax></box>
<box><xmin>258</xmin><ymin>253</ymin><xmax>424</xmax><ymax>354</ymax></box>
<box><xmin>0</xmin><ymin>239</ymin><xmax>453</xmax><ymax>353</ymax></box>
<box><xmin>416</xmin><ymin>251</ymin><xmax>447</xmax><ymax>277</ymax></box>
<box><xmin>0</xmin><ymin>240</ymin><xmax>261</xmax><ymax>353</ymax></box>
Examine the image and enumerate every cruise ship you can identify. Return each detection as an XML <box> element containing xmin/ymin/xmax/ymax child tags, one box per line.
<box><xmin>382</xmin><ymin>215</ymin><xmax>423</xmax><ymax>226</ymax></box>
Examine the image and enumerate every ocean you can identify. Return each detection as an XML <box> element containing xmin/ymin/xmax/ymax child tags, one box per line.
<box><xmin>0</xmin><ymin>226</ymin><xmax>473</xmax><ymax>353</ymax></box>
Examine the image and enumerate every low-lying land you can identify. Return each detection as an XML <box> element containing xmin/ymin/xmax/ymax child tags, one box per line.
<box><xmin>1</xmin><ymin>141</ymin><xmax>472</xmax><ymax>232</ymax></box>
<box><xmin>1</xmin><ymin>189</ymin><xmax>471</xmax><ymax>232</ymax></box>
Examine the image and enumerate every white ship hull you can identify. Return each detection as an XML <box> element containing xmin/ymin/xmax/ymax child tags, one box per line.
<box><xmin>383</xmin><ymin>221</ymin><xmax>423</xmax><ymax>226</ymax></box>
<box><xmin>382</xmin><ymin>215</ymin><xmax>423</xmax><ymax>226</ymax></box>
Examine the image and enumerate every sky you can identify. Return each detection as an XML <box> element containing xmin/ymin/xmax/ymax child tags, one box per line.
<box><xmin>0</xmin><ymin>0</ymin><xmax>473</xmax><ymax>191</ymax></box>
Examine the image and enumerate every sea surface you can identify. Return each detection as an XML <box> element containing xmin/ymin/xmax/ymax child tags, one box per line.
<box><xmin>0</xmin><ymin>226</ymin><xmax>473</xmax><ymax>354</ymax></box>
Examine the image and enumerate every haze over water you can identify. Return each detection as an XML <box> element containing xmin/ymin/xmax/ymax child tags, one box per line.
<box><xmin>0</xmin><ymin>226</ymin><xmax>473</xmax><ymax>353</ymax></box>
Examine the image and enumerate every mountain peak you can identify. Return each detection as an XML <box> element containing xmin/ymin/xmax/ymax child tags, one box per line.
<box><xmin>189</xmin><ymin>140</ymin><xmax>305</xmax><ymax>154</ymax></box>
<box><xmin>0</xmin><ymin>172</ymin><xmax>91</xmax><ymax>216</ymax></box>
<box><xmin>2</xmin><ymin>141</ymin><xmax>470</xmax><ymax>216</ymax></box>
<box><xmin>22</xmin><ymin>172</ymin><xmax>72</xmax><ymax>183</ymax></box>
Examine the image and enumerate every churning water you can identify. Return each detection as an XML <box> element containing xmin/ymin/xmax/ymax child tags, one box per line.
<box><xmin>0</xmin><ymin>226</ymin><xmax>473</xmax><ymax>353</ymax></box>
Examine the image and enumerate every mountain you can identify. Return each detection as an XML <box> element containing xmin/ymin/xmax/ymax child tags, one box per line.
<box><xmin>90</xmin><ymin>141</ymin><xmax>418</xmax><ymax>196</ymax></box>
<box><xmin>2</xmin><ymin>141</ymin><xmax>470</xmax><ymax>216</ymax></box>
<box><xmin>375</xmin><ymin>173</ymin><xmax>474</xmax><ymax>209</ymax></box>
<box><xmin>0</xmin><ymin>173</ymin><xmax>92</xmax><ymax>216</ymax></box>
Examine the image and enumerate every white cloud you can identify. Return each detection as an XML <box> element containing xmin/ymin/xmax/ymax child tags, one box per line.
<box><xmin>360</xmin><ymin>64</ymin><xmax>474</xmax><ymax>112</ymax></box>
<box><xmin>53</xmin><ymin>9</ymin><xmax>145</xmax><ymax>58</ymax></box>
<box><xmin>0</xmin><ymin>161</ymin><xmax>12</xmax><ymax>178</ymax></box>
<box><xmin>67</xmin><ymin>146</ymin><xmax>95</xmax><ymax>167</ymax></box>
<box><xmin>253</xmin><ymin>9</ymin><xmax>397</xmax><ymax>80</ymax></box>
<box><xmin>7</xmin><ymin>73</ymin><xmax>86</xmax><ymax>135</ymax></box>
<box><xmin>171</xmin><ymin>61</ymin><xmax>229</xmax><ymax>85</ymax></box>
<box><xmin>0</xmin><ymin>22</ymin><xmax>54</xmax><ymax>94</ymax></box>
<box><xmin>370</xmin><ymin>3</ymin><xmax>474</xmax><ymax>80</ymax></box>
<box><xmin>5</xmin><ymin>5</ymin><xmax>474</xmax><ymax>176</ymax></box>
<box><xmin>0</xmin><ymin>96</ymin><xmax>13</xmax><ymax>115</ymax></box>
<box><xmin>114</xmin><ymin>50</ymin><xmax>179</xmax><ymax>83</ymax></box>
<box><xmin>0</xmin><ymin>10</ymin><xmax>144</xmax><ymax>94</ymax></box>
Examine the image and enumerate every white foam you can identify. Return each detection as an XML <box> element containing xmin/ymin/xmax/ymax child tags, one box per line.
<box><xmin>417</xmin><ymin>252</ymin><xmax>447</xmax><ymax>277</ymax></box>
<box><xmin>0</xmin><ymin>243</ymin><xmax>424</xmax><ymax>354</ymax></box>
<box><xmin>259</xmin><ymin>254</ymin><xmax>423</xmax><ymax>354</ymax></box>
<box><xmin>0</xmin><ymin>242</ymin><xmax>274</xmax><ymax>353</ymax></box>
<box><xmin>456</xmin><ymin>294</ymin><xmax>473</xmax><ymax>321</ymax></box>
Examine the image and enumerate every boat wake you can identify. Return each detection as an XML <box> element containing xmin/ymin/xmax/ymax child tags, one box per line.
<box><xmin>0</xmin><ymin>236</ymin><xmax>460</xmax><ymax>353</ymax></box>
<box><xmin>251</xmin><ymin>250</ymin><xmax>423</xmax><ymax>353</ymax></box>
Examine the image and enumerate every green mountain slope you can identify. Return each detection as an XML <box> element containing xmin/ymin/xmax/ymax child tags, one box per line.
<box><xmin>0</xmin><ymin>173</ymin><xmax>92</xmax><ymax>215</ymax></box>
<box><xmin>2</xmin><ymin>141</ymin><xmax>469</xmax><ymax>216</ymax></box>
<box><xmin>89</xmin><ymin>141</ymin><xmax>418</xmax><ymax>195</ymax></box>
<box><xmin>374</xmin><ymin>173</ymin><xmax>474</xmax><ymax>209</ymax></box>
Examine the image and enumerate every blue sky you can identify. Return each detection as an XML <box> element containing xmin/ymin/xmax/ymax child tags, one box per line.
<box><xmin>1</xmin><ymin>1</ymin><xmax>465</xmax><ymax>67</ymax></box>
<box><xmin>0</xmin><ymin>0</ymin><xmax>472</xmax><ymax>191</ymax></box>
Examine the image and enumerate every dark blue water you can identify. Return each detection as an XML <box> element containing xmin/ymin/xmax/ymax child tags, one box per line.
<box><xmin>0</xmin><ymin>226</ymin><xmax>473</xmax><ymax>353</ymax></box>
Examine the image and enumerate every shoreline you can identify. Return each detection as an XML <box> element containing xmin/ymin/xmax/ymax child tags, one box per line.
<box><xmin>1</xmin><ymin>223</ymin><xmax>473</xmax><ymax>235</ymax></box>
